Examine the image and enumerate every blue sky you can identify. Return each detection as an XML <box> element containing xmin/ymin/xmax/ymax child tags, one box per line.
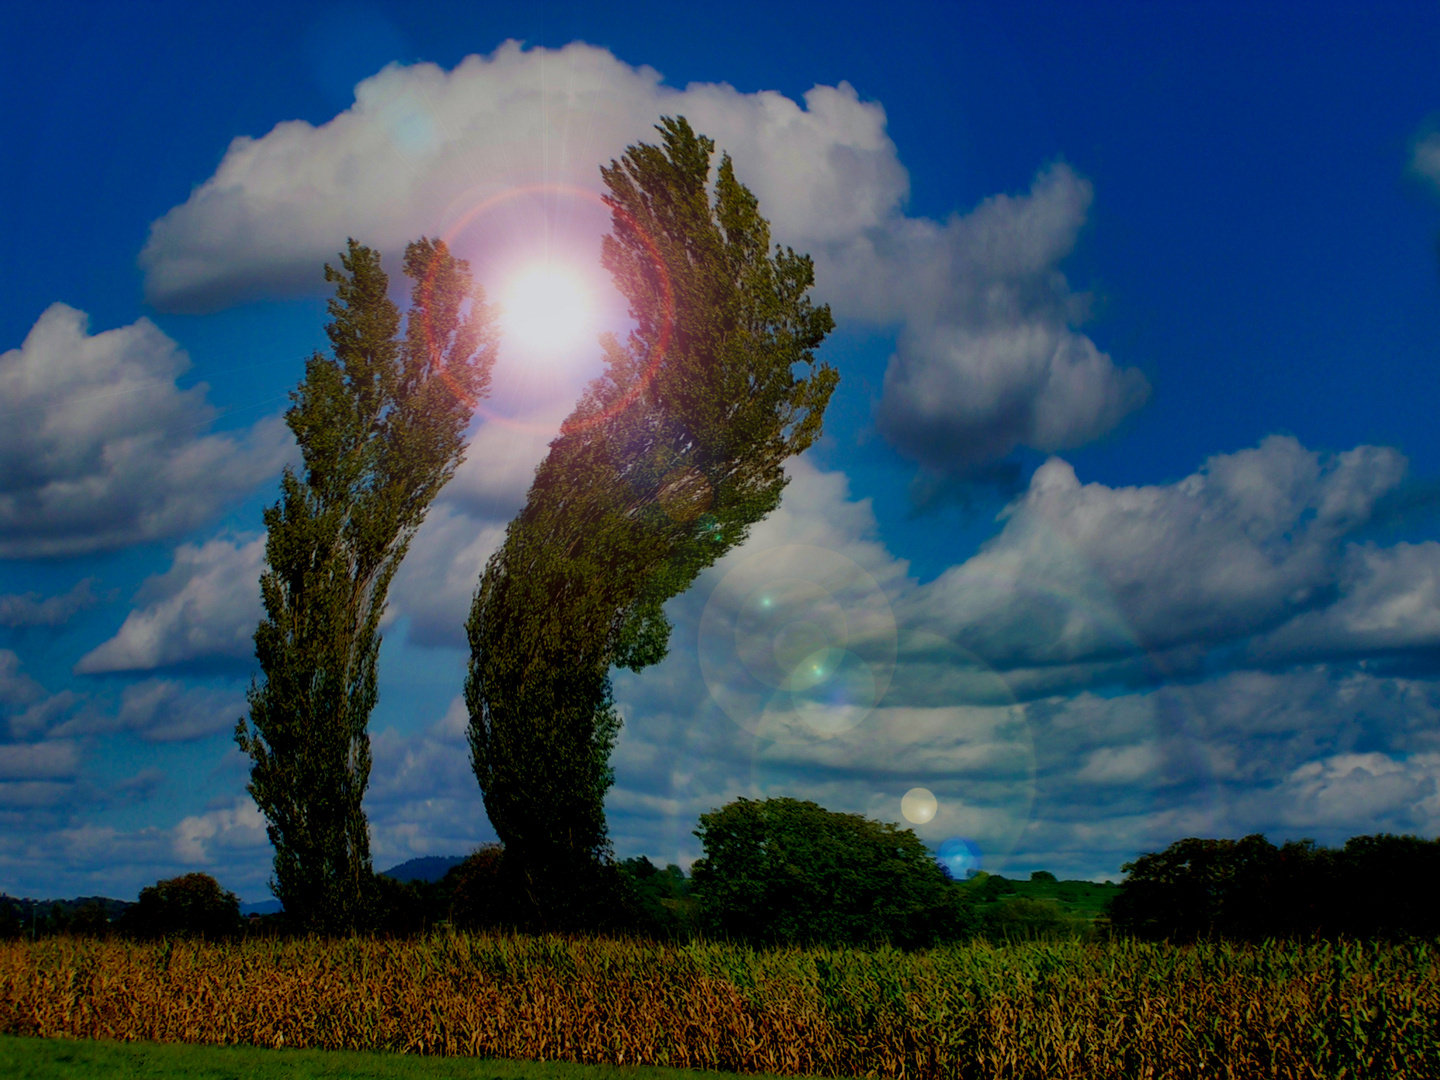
<box><xmin>3</xmin><ymin>1</ymin><xmax>1440</xmax><ymax>903</ymax></box>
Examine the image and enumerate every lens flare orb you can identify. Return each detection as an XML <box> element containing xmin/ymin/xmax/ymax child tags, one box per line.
<box><xmin>901</xmin><ymin>787</ymin><xmax>938</xmax><ymax>824</ymax></box>
<box><xmin>937</xmin><ymin>837</ymin><xmax>983</xmax><ymax>878</ymax></box>
<box><xmin>501</xmin><ymin>264</ymin><xmax>590</xmax><ymax>353</ymax></box>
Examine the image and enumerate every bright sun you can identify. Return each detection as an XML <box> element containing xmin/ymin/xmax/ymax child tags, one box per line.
<box><xmin>500</xmin><ymin>264</ymin><xmax>591</xmax><ymax>353</ymax></box>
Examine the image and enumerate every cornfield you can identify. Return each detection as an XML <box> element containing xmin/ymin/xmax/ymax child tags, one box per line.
<box><xmin>2</xmin><ymin>933</ymin><xmax>1437</xmax><ymax>1079</ymax></box>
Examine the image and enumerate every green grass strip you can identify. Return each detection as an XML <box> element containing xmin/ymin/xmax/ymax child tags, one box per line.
<box><xmin>0</xmin><ymin>1034</ymin><xmax>841</xmax><ymax>1080</ymax></box>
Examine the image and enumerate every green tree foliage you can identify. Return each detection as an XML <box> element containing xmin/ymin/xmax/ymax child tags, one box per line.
<box><xmin>690</xmin><ymin>797</ymin><xmax>975</xmax><ymax>948</ymax></box>
<box><xmin>117</xmin><ymin>873</ymin><xmax>241</xmax><ymax>940</ymax></box>
<box><xmin>66</xmin><ymin>900</ymin><xmax>113</xmax><ymax>937</ymax></box>
<box><xmin>465</xmin><ymin>117</ymin><xmax>837</xmax><ymax>929</ymax></box>
<box><xmin>443</xmin><ymin>844</ymin><xmax>507</xmax><ymax>930</ymax></box>
<box><xmin>1108</xmin><ymin>832</ymin><xmax>1440</xmax><ymax>941</ymax></box>
<box><xmin>238</xmin><ymin>238</ymin><xmax>498</xmax><ymax>935</ymax></box>
<box><xmin>981</xmin><ymin>897</ymin><xmax>1088</xmax><ymax>941</ymax></box>
<box><xmin>0</xmin><ymin>898</ymin><xmax>21</xmax><ymax>940</ymax></box>
<box><xmin>618</xmin><ymin>856</ymin><xmax>698</xmax><ymax>940</ymax></box>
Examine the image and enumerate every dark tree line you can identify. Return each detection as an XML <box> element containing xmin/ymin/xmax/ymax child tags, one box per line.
<box><xmin>0</xmin><ymin>873</ymin><xmax>242</xmax><ymax>940</ymax></box>
<box><xmin>12</xmin><ymin>822</ymin><xmax>1440</xmax><ymax>947</ymax></box>
<box><xmin>1107</xmin><ymin>832</ymin><xmax>1440</xmax><ymax>941</ymax></box>
<box><xmin>0</xmin><ymin>896</ymin><xmax>126</xmax><ymax>939</ymax></box>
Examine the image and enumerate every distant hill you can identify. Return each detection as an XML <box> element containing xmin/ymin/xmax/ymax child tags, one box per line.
<box><xmin>378</xmin><ymin>855</ymin><xmax>466</xmax><ymax>884</ymax></box>
<box><xmin>239</xmin><ymin>900</ymin><xmax>283</xmax><ymax>917</ymax></box>
<box><xmin>958</xmin><ymin>872</ymin><xmax>1121</xmax><ymax>925</ymax></box>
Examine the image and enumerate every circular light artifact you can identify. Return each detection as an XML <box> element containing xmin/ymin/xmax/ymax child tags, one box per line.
<box><xmin>901</xmin><ymin>787</ymin><xmax>938</xmax><ymax>824</ymax></box>
<box><xmin>881</xmin><ymin>630</ymin><xmax>1036</xmax><ymax>876</ymax></box>
<box><xmin>436</xmin><ymin>183</ymin><xmax>674</xmax><ymax>433</ymax></box>
<box><xmin>936</xmin><ymin>837</ymin><xmax>983</xmax><ymax>879</ymax></box>
<box><xmin>699</xmin><ymin>544</ymin><xmax>897</xmax><ymax>743</ymax></box>
<box><xmin>736</xmin><ymin>577</ymin><xmax>846</xmax><ymax>691</ymax></box>
<box><xmin>501</xmin><ymin>264</ymin><xmax>591</xmax><ymax>353</ymax></box>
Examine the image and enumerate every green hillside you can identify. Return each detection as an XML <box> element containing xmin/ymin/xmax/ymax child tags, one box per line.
<box><xmin>955</xmin><ymin>871</ymin><xmax>1120</xmax><ymax>939</ymax></box>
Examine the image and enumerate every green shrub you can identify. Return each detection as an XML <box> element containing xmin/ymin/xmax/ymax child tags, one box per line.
<box><xmin>117</xmin><ymin>873</ymin><xmax>241</xmax><ymax>940</ymax></box>
<box><xmin>983</xmin><ymin>897</ymin><xmax>1089</xmax><ymax>940</ymax></box>
<box><xmin>617</xmin><ymin>857</ymin><xmax>697</xmax><ymax>940</ymax></box>
<box><xmin>691</xmin><ymin>797</ymin><xmax>976</xmax><ymax>948</ymax></box>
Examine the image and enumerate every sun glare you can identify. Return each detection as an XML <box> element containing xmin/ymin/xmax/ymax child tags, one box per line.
<box><xmin>500</xmin><ymin>264</ymin><xmax>591</xmax><ymax>353</ymax></box>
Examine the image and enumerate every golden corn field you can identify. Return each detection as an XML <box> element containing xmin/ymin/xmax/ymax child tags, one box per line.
<box><xmin>2</xmin><ymin>932</ymin><xmax>1437</xmax><ymax>1079</ymax></box>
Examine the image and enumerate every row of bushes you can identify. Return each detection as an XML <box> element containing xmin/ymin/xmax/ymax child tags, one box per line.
<box><xmin>0</xmin><ymin>874</ymin><xmax>241</xmax><ymax>941</ymax></box>
<box><xmin>0</xmin><ymin>798</ymin><xmax>1022</xmax><ymax>945</ymax></box>
<box><xmin>1109</xmin><ymin>832</ymin><xmax>1440</xmax><ymax>941</ymax></box>
<box><xmin>7</xmin><ymin>801</ymin><xmax>1437</xmax><ymax>946</ymax></box>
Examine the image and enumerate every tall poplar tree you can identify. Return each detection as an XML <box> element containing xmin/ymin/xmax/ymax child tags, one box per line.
<box><xmin>238</xmin><ymin>238</ymin><xmax>497</xmax><ymax>934</ymax></box>
<box><xmin>465</xmin><ymin>118</ymin><xmax>837</xmax><ymax>927</ymax></box>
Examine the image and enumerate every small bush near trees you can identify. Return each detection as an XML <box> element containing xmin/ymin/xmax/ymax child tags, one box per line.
<box><xmin>370</xmin><ymin>875</ymin><xmax>430</xmax><ymax>938</ymax></box>
<box><xmin>116</xmin><ymin>873</ymin><xmax>241</xmax><ymax>940</ymax></box>
<box><xmin>0</xmin><ymin>899</ymin><xmax>19</xmax><ymax>940</ymax></box>
<box><xmin>617</xmin><ymin>857</ymin><xmax>697</xmax><ymax>940</ymax></box>
<box><xmin>982</xmin><ymin>897</ymin><xmax>1092</xmax><ymax>941</ymax></box>
<box><xmin>443</xmin><ymin>845</ymin><xmax>507</xmax><ymax>930</ymax></box>
<box><xmin>691</xmin><ymin>797</ymin><xmax>975</xmax><ymax>949</ymax></box>
<box><xmin>65</xmin><ymin>900</ymin><xmax>113</xmax><ymax>938</ymax></box>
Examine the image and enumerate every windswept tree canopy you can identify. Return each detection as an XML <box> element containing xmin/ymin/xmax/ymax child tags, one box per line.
<box><xmin>465</xmin><ymin>117</ymin><xmax>838</xmax><ymax>929</ymax></box>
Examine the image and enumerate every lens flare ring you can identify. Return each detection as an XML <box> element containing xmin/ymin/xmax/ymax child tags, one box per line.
<box><xmin>698</xmin><ymin>544</ymin><xmax>898</xmax><ymax>743</ymax></box>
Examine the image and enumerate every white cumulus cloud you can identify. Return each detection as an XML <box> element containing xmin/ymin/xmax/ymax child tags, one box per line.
<box><xmin>140</xmin><ymin>40</ymin><xmax>1142</xmax><ymax>470</ymax></box>
<box><xmin>1248</xmin><ymin>541</ymin><xmax>1440</xmax><ymax>661</ymax></box>
<box><xmin>1412</xmin><ymin>131</ymin><xmax>1440</xmax><ymax>190</ymax></box>
<box><xmin>76</xmin><ymin>534</ymin><xmax>265</xmax><ymax>673</ymax></box>
<box><xmin>0</xmin><ymin>304</ymin><xmax>290</xmax><ymax>558</ymax></box>
<box><xmin>172</xmin><ymin>797</ymin><xmax>268</xmax><ymax>865</ymax></box>
<box><xmin>139</xmin><ymin>42</ymin><xmax>905</xmax><ymax>316</ymax></box>
<box><xmin>1280</xmin><ymin>752</ymin><xmax>1440</xmax><ymax>833</ymax></box>
<box><xmin>873</xmin><ymin>165</ymin><xmax>1149</xmax><ymax>471</ymax></box>
<box><xmin>911</xmin><ymin>436</ymin><xmax>1408</xmax><ymax>669</ymax></box>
